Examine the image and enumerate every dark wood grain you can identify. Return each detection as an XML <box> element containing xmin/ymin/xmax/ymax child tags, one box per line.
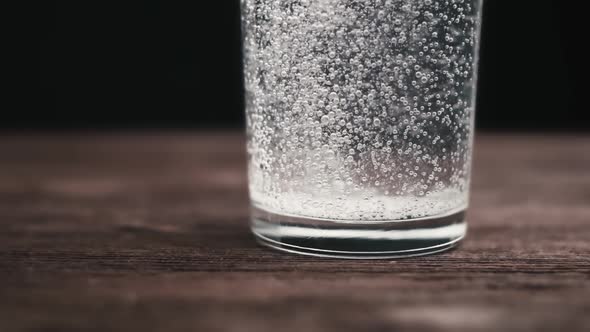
<box><xmin>1</xmin><ymin>132</ymin><xmax>589</xmax><ymax>332</ymax></box>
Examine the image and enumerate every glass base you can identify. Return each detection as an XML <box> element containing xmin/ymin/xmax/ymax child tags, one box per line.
<box><xmin>251</xmin><ymin>206</ymin><xmax>467</xmax><ymax>259</ymax></box>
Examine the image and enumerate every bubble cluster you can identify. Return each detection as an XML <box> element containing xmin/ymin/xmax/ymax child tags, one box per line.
<box><xmin>243</xmin><ymin>0</ymin><xmax>482</xmax><ymax>221</ymax></box>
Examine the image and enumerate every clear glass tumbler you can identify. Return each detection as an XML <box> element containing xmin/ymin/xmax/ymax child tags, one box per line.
<box><xmin>241</xmin><ymin>0</ymin><xmax>483</xmax><ymax>258</ymax></box>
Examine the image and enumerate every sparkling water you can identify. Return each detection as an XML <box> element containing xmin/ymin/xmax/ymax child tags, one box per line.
<box><xmin>241</xmin><ymin>0</ymin><xmax>483</xmax><ymax>257</ymax></box>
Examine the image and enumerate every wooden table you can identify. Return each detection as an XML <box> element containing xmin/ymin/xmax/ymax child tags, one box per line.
<box><xmin>1</xmin><ymin>132</ymin><xmax>589</xmax><ymax>332</ymax></box>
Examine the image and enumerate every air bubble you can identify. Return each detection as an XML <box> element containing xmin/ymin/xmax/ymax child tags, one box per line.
<box><xmin>244</xmin><ymin>0</ymin><xmax>478</xmax><ymax>221</ymax></box>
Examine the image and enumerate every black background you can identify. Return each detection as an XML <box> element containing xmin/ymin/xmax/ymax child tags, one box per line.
<box><xmin>22</xmin><ymin>1</ymin><xmax>586</xmax><ymax>131</ymax></box>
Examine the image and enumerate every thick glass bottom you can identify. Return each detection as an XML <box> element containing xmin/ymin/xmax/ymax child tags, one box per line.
<box><xmin>251</xmin><ymin>206</ymin><xmax>467</xmax><ymax>259</ymax></box>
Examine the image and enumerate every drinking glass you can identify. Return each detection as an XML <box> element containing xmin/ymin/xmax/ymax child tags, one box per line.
<box><xmin>241</xmin><ymin>0</ymin><xmax>484</xmax><ymax>258</ymax></box>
